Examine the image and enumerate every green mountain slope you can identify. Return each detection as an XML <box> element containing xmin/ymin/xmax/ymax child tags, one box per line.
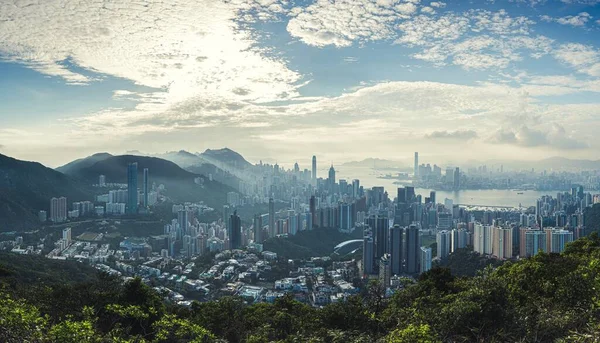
<box><xmin>55</xmin><ymin>152</ymin><xmax>113</xmax><ymax>175</ymax></box>
<box><xmin>0</xmin><ymin>153</ymin><xmax>93</xmax><ymax>231</ymax></box>
<box><xmin>66</xmin><ymin>155</ymin><xmax>234</xmax><ymax>209</ymax></box>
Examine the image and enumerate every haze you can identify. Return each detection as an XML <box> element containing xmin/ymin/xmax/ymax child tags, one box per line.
<box><xmin>1</xmin><ymin>0</ymin><xmax>600</xmax><ymax>167</ymax></box>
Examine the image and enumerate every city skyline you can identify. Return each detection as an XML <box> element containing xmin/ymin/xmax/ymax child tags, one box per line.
<box><xmin>0</xmin><ymin>0</ymin><xmax>600</xmax><ymax>166</ymax></box>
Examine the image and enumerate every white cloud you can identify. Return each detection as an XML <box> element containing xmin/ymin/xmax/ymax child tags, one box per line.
<box><xmin>553</xmin><ymin>43</ymin><xmax>600</xmax><ymax>76</ymax></box>
<box><xmin>286</xmin><ymin>0</ymin><xmax>422</xmax><ymax>47</ymax></box>
<box><xmin>492</xmin><ymin>124</ymin><xmax>588</xmax><ymax>150</ymax></box>
<box><xmin>541</xmin><ymin>12</ymin><xmax>592</xmax><ymax>27</ymax></box>
<box><xmin>425</xmin><ymin>130</ymin><xmax>478</xmax><ymax>140</ymax></box>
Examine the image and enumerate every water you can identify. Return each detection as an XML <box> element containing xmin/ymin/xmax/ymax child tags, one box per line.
<box><xmin>334</xmin><ymin>166</ymin><xmax>555</xmax><ymax>208</ymax></box>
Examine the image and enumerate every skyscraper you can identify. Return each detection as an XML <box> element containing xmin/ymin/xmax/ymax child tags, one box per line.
<box><xmin>493</xmin><ymin>227</ymin><xmax>513</xmax><ymax>259</ymax></box>
<box><xmin>436</xmin><ymin>230</ymin><xmax>451</xmax><ymax>260</ymax></box>
<box><xmin>143</xmin><ymin>168</ymin><xmax>149</xmax><ymax>208</ymax></box>
<box><xmin>312</xmin><ymin>155</ymin><xmax>317</xmax><ymax>181</ymax></box>
<box><xmin>414</xmin><ymin>152</ymin><xmax>419</xmax><ymax>179</ymax></box>
<box><xmin>178</xmin><ymin>209</ymin><xmax>188</xmax><ymax>234</ymax></box>
<box><xmin>253</xmin><ymin>214</ymin><xmax>263</xmax><ymax>243</ymax></box>
<box><xmin>352</xmin><ymin>179</ymin><xmax>360</xmax><ymax>198</ymax></box>
<box><xmin>99</xmin><ymin>175</ymin><xmax>106</xmax><ymax>187</ymax></box>
<box><xmin>453</xmin><ymin>167</ymin><xmax>460</xmax><ymax>190</ymax></box>
<box><xmin>420</xmin><ymin>247</ymin><xmax>432</xmax><ymax>274</ymax></box>
<box><xmin>229</xmin><ymin>210</ymin><xmax>242</xmax><ymax>250</ymax></box>
<box><xmin>127</xmin><ymin>162</ymin><xmax>138</xmax><ymax>214</ymax></box>
<box><xmin>269</xmin><ymin>197</ymin><xmax>275</xmax><ymax>238</ymax></box>
<box><xmin>328</xmin><ymin>164</ymin><xmax>336</xmax><ymax>193</ymax></box>
<box><xmin>389</xmin><ymin>224</ymin><xmax>404</xmax><ymax>275</ymax></box>
<box><xmin>309</xmin><ymin>196</ymin><xmax>316</xmax><ymax>229</ymax></box>
<box><xmin>362</xmin><ymin>234</ymin><xmax>374</xmax><ymax>275</ymax></box>
<box><xmin>379</xmin><ymin>254</ymin><xmax>391</xmax><ymax>287</ymax></box>
<box><xmin>405</xmin><ymin>224</ymin><xmax>420</xmax><ymax>274</ymax></box>
<box><xmin>367</xmin><ymin>214</ymin><xmax>389</xmax><ymax>260</ymax></box>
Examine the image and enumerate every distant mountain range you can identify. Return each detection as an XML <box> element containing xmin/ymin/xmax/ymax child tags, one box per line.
<box><xmin>59</xmin><ymin>154</ymin><xmax>235</xmax><ymax>209</ymax></box>
<box><xmin>0</xmin><ymin>153</ymin><xmax>93</xmax><ymax>231</ymax></box>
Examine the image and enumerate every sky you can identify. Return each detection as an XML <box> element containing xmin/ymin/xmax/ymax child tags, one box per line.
<box><xmin>1</xmin><ymin>0</ymin><xmax>600</xmax><ymax>168</ymax></box>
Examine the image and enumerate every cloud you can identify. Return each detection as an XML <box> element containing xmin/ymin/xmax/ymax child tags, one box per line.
<box><xmin>492</xmin><ymin>125</ymin><xmax>588</xmax><ymax>150</ymax></box>
<box><xmin>553</xmin><ymin>43</ymin><xmax>600</xmax><ymax>76</ymax></box>
<box><xmin>425</xmin><ymin>130</ymin><xmax>479</xmax><ymax>140</ymax></box>
<box><xmin>541</xmin><ymin>12</ymin><xmax>592</xmax><ymax>27</ymax></box>
<box><xmin>286</xmin><ymin>0</ymin><xmax>421</xmax><ymax>47</ymax></box>
<box><xmin>395</xmin><ymin>11</ymin><xmax>551</xmax><ymax>70</ymax></box>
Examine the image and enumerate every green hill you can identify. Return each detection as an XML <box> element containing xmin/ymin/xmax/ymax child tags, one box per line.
<box><xmin>65</xmin><ymin>155</ymin><xmax>234</xmax><ymax>209</ymax></box>
<box><xmin>55</xmin><ymin>152</ymin><xmax>113</xmax><ymax>175</ymax></box>
<box><xmin>200</xmin><ymin>147</ymin><xmax>252</xmax><ymax>169</ymax></box>
<box><xmin>0</xmin><ymin>153</ymin><xmax>93</xmax><ymax>231</ymax></box>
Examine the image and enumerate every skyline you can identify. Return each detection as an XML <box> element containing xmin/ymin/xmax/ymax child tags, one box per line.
<box><xmin>1</xmin><ymin>0</ymin><xmax>600</xmax><ymax>166</ymax></box>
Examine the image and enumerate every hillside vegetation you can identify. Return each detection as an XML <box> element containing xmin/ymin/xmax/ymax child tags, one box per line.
<box><xmin>0</xmin><ymin>153</ymin><xmax>93</xmax><ymax>231</ymax></box>
<box><xmin>3</xmin><ymin>234</ymin><xmax>600</xmax><ymax>342</ymax></box>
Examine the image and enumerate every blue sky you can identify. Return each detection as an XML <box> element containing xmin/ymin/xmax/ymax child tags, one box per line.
<box><xmin>0</xmin><ymin>0</ymin><xmax>600</xmax><ymax>167</ymax></box>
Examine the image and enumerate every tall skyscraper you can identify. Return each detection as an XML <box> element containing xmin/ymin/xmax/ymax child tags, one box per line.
<box><xmin>62</xmin><ymin>227</ymin><xmax>72</xmax><ymax>244</ymax></box>
<box><xmin>429</xmin><ymin>191</ymin><xmax>436</xmax><ymax>205</ymax></box>
<box><xmin>269</xmin><ymin>197</ymin><xmax>276</xmax><ymax>238</ymax></box>
<box><xmin>436</xmin><ymin>230</ymin><xmax>451</xmax><ymax>260</ymax></box>
<box><xmin>253</xmin><ymin>214</ymin><xmax>263</xmax><ymax>243</ymax></box>
<box><xmin>389</xmin><ymin>224</ymin><xmax>404</xmax><ymax>275</ymax></box>
<box><xmin>99</xmin><ymin>175</ymin><xmax>106</xmax><ymax>187</ymax></box>
<box><xmin>362</xmin><ymin>234</ymin><xmax>374</xmax><ymax>275</ymax></box>
<box><xmin>312</xmin><ymin>155</ymin><xmax>317</xmax><ymax>181</ymax></box>
<box><xmin>178</xmin><ymin>209</ymin><xmax>189</xmax><ymax>234</ymax></box>
<box><xmin>451</xmin><ymin>229</ymin><xmax>469</xmax><ymax>252</ymax></box>
<box><xmin>405</xmin><ymin>224</ymin><xmax>420</xmax><ymax>274</ymax></box>
<box><xmin>309</xmin><ymin>196</ymin><xmax>316</xmax><ymax>229</ymax></box>
<box><xmin>379</xmin><ymin>254</ymin><xmax>391</xmax><ymax>287</ymax></box>
<box><xmin>420</xmin><ymin>247</ymin><xmax>432</xmax><ymax>274</ymax></box>
<box><xmin>127</xmin><ymin>162</ymin><xmax>138</xmax><ymax>214</ymax></box>
<box><xmin>143</xmin><ymin>168</ymin><xmax>149</xmax><ymax>208</ymax></box>
<box><xmin>352</xmin><ymin>179</ymin><xmax>360</xmax><ymax>198</ymax></box>
<box><xmin>474</xmin><ymin>224</ymin><xmax>494</xmax><ymax>255</ymax></box>
<box><xmin>328</xmin><ymin>164</ymin><xmax>336</xmax><ymax>193</ymax></box>
<box><xmin>367</xmin><ymin>214</ymin><xmax>389</xmax><ymax>260</ymax></box>
<box><xmin>550</xmin><ymin>229</ymin><xmax>573</xmax><ymax>253</ymax></box>
<box><xmin>229</xmin><ymin>210</ymin><xmax>242</xmax><ymax>250</ymax></box>
<box><xmin>414</xmin><ymin>152</ymin><xmax>419</xmax><ymax>179</ymax></box>
<box><xmin>453</xmin><ymin>167</ymin><xmax>460</xmax><ymax>190</ymax></box>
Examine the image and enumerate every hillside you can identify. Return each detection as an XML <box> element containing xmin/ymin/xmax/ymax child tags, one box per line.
<box><xmin>65</xmin><ymin>155</ymin><xmax>234</xmax><ymax>209</ymax></box>
<box><xmin>55</xmin><ymin>152</ymin><xmax>113</xmax><ymax>175</ymax></box>
<box><xmin>200</xmin><ymin>148</ymin><xmax>252</xmax><ymax>169</ymax></box>
<box><xmin>154</xmin><ymin>150</ymin><xmax>204</xmax><ymax>168</ymax></box>
<box><xmin>341</xmin><ymin>158</ymin><xmax>404</xmax><ymax>169</ymax></box>
<box><xmin>0</xmin><ymin>153</ymin><xmax>93</xmax><ymax>231</ymax></box>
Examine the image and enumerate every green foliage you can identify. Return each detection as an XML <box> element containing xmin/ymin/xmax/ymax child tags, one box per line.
<box><xmin>263</xmin><ymin>228</ymin><xmax>361</xmax><ymax>259</ymax></box>
<box><xmin>3</xmin><ymin>234</ymin><xmax>600</xmax><ymax>342</ymax></box>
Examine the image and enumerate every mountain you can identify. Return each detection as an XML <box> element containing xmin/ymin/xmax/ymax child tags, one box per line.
<box><xmin>154</xmin><ymin>150</ymin><xmax>204</xmax><ymax>168</ymax></box>
<box><xmin>0</xmin><ymin>153</ymin><xmax>93</xmax><ymax>231</ymax></box>
<box><xmin>64</xmin><ymin>155</ymin><xmax>234</xmax><ymax>208</ymax></box>
<box><xmin>341</xmin><ymin>158</ymin><xmax>404</xmax><ymax>168</ymax></box>
<box><xmin>55</xmin><ymin>152</ymin><xmax>113</xmax><ymax>175</ymax></box>
<box><xmin>200</xmin><ymin>148</ymin><xmax>252</xmax><ymax>169</ymax></box>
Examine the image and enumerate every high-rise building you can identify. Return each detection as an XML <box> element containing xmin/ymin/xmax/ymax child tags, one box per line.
<box><xmin>525</xmin><ymin>230</ymin><xmax>547</xmax><ymax>257</ymax></box>
<box><xmin>362</xmin><ymin>235</ymin><xmax>374</xmax><ymax>275</ymax></box>
<box><xmin>38</xmin><ymin>210</ymin><xmax>47</xmax><ymax>222</ymax></box>
<box><xmin>453</xmin><ymin>167</ymin><xmax>460</xmax><ymax>190</ymax></box>
<box><xmin>328</xmin><ymin>164</ymin><xmax>336</xmax><ymax>193</ymax></box>
<box><xmin>312</xmin><ymin>156</ymin><xmax>317</xmax><ymax>181</ymax></box>
<box><xmin>127</xmin><ymin>162</ymin><xmax>138</xmax><ymax>214</ymax></box>
<box><xmin>414</xmin><ymin>152</ymin><xmax>419</xmax><ymax>179</ymax></box>
<box><xmin>429</xmin><ymin>191</ymin><xmax>436</xmax><ymax>205</ymax></box>
<box><xmin>405</xmin><ymin>224</ymin><xmax>420</xmax><ymax>274</ymax></box>
<box><xmin>389</xmin><ymin>225</ymin><xmax>404</xmax><ymax>275</ymax></box>
<box><xmin>229</xmin><ymin>210</ymin><xmax>242</xmax><ymax>250</ymax></box>
<box><xmin>474</xmin><ymin>224</ymin><xmax>494</xmax><ymax>255</ymax></box>
<box><xmin>352</xmin><ymin>179</ymin><xmax>360</xmax><ymax>198</ymax></box>
<box><xmin>62</xmin><ymin>227</ymin><xmax>72</xmax><ymax>244</ymax></box>
<box><xmin>269</xmin><ymin>198</ymin><xmax>275</xmax><ymax>238</ymax></box>
<box><xmin>99</xmin><ymin>175</ymin><xmax>106</xmax><ymax>187</ymax></box>
<box><xmin>309</xmin><ymin>196</ymin><xmax>316</xmax><ymax>229</ymax></box>
<box><xmin>436</xmin><ymin>230</ymin><xmax>451</xmax><ymax>260</ymax></box>
<box><xmin>142</xmin><ymin>168</ymin><xmax>149</xmax><ymax>208</ymax></box>
<box><xmin>253</xmin><ymin>214</ymin><xmax>263</xmax><ymax>243</ymax></box>
<box><xmin>451</xmin><ymin>228</ymin><xmax>468</xmax><ymax>252</ymax></box>
<box><xmin>493</xmin><ymin>227</ymin><xmax>513</xmax><ymax>259</ymax></box>
<box><xmin>50</xmin><ymin>197</ymin><xmax>67</xmax><ymax>223</ymax></box>
<box><xmin>550</xmin><ymin>229</ymin><xmax>573</xmax><ymax>253</ymax></box>
<box><xmin>420</xmin><ymin>247</ymin><xmax>432</xmax><ymax>274</ymax></box>
<box><xmin>379</xmin><ymin>254</ymin><xmax>391</xmax><ymax>288</ymax></box>
<box><xmin>177</xmin><ymin>209</ymin><xmax>189</xmax><ymax>234</ymax></box>
<box><xmin>367</xmin><ymin>214</ymin><xmax>389</xmax><ymax>260</ymax></box>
